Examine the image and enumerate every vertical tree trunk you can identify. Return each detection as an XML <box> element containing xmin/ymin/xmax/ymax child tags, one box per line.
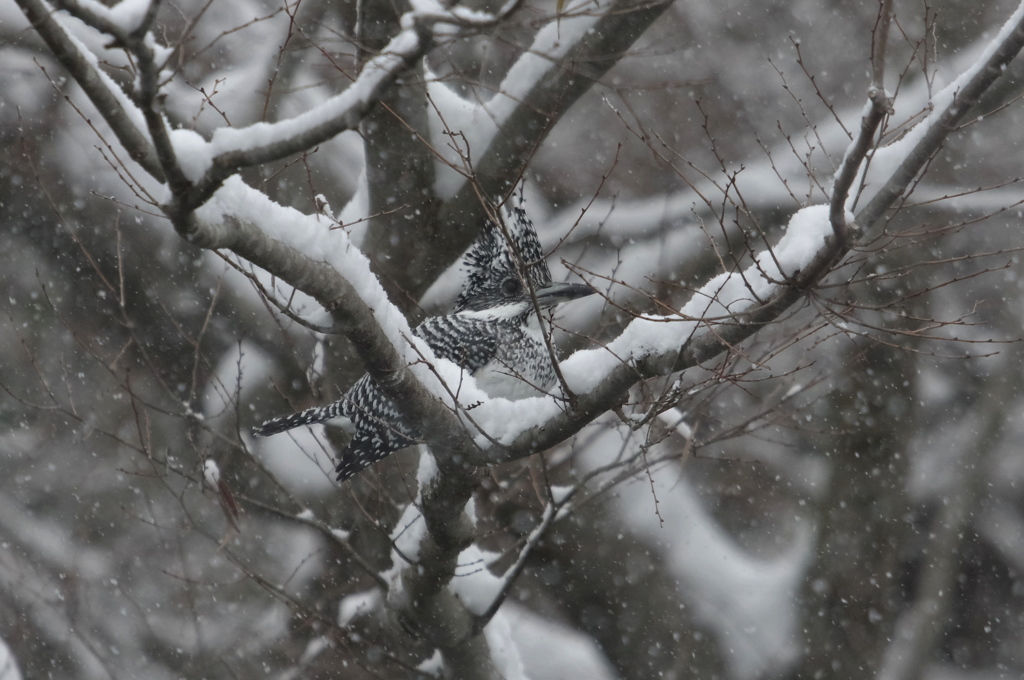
<box><xmin>357</xmin><ymin>0</ymin><xmax>440</xmax><ymax>316</ymax></box>
<box><xmin>792</xmin><ymin>340</ymin><xmax>915</xmax><ymax>679</ymax></box>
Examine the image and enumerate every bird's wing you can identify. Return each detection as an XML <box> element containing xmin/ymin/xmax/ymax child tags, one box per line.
<box><xmin>334</xmin><ymin>316</ymin><xmax>497</xmax><ymax>480</ymax></box>
<box><xmin>414</xmin><ymin>315</ymin><xmax>498</xmax><ymax>373</ymax></box>
<box><xmin>335</xmin><ymin>374</ymin><xmax>418</xmax><ymax>481</ymax></box>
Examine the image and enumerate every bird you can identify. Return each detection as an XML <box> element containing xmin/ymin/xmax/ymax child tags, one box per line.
<box><xmin>252</xmin><ymin>199</ymin><xmax>594</xmax><ymax>481</ymax></box>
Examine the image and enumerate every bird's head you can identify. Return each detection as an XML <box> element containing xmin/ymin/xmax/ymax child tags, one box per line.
<box><xmin>454</xmin><ymin>200</ymin><xmax>593</xmax><ymax>317</ymax></box>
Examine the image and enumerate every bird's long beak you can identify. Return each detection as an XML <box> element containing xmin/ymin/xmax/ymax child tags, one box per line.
<box><xmin>534</xmin><ymin>281</ymin><xmax>595</xmax><ymax>308</ymax></box>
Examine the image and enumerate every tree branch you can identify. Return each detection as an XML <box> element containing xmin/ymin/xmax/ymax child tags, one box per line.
<box><xmin>15</xmin><ymin>0</ymin><xmax>164</xmax><ymax>179</ymax></box>
<box><xmin>182</xmin><ymin>0</ymin><xmax>523</xmax><ymax>213</ymax></box>
<box><xmin>408</xmin><ymin>0</ymin><xmax>679</xmax><ymax>299</ymax></box>
<box><xmin>486</xmin><ymin>0</ymin><xmax>1024</xmax><ymax>464</ymax></box>
<box><xmin>182</xmin><ymin>186</ymin><xmax>481</xmax><ymax>467</ymax></box>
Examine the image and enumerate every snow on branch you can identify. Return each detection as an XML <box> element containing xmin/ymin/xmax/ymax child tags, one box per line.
<box><xmin>55</xmin><ymin>0</ymin><xmax>156</xmax><ymax>36</ymax></box>
<box><xmin>423</xmin><ymin>0</ymin><xmax>677</xmax><ymax>298</ymax></box>
<box><xmin>410</xmin><ymin>0</ymin><xmax>522</xmax><ymax>27</ymax></box>
<box><xmin>427</xmin><ymin>4</ymin><xmax>614</xmax><ymax>197</ymax></box>
<box><xmin>16</xmin><ymin>0</ymin><xmax>162</xmax><ymax>178</ymax></box>
<box><xmin>452</xmin><ymin>0</ymin><xmax>1024</xmax><ymax>467</ymax></box>
<box><xmin>182</xmin><ymin>0</ymin><xmax>522</xmax><ymax>209</ymax></box>
<box><xmin>859</xmin><ymin>0</ymin><xmax>1024</xmax><ymax>231</ymax></box>
<box><xmin>190</xmin><ymin>178</ymin><xmax>486</xmax><ymax>464</ymax></box>
<box><xmin>21</xmin><ymin>0</ymin><xmax>523</xmax><ymax>215</ymax></box>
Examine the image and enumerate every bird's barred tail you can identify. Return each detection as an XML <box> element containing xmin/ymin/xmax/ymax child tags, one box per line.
<box><xmin>252</xmin><ymin>401</ymin><xmax>345</xmax><ymax>437</ymax></box>
<box><xmin>335</xmin><ymin>453</ymin><xmax>371</xmax><ymax>482</ymax></box>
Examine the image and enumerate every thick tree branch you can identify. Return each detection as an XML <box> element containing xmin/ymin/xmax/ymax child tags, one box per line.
<box><xmin>182</xmin><ymin>200</ymin><xmax>481</xmax><ymax>467</ymax></box>
<box><xmin>15</xmin><ymin>0</ymin><xmax>164</xmax><ymax>179</ymax></box>
<box><xmin>405</xmin><ymin>0</ymin><xmax>679</xmax><ymax>300</ymax></box>
<box><xmin>182</xmin><ymin>1</ymin><xmax>523</xmax><ymax>213</ymax></box>
<box><xmin>358</xmin><ymin>0</ymin><xmax>441</xmax><ymax>314</ymax></box>
<box><xmin>489</xmin><ymin>0</ymin><xmax>1024</xmax><ymax>464</ymax></box>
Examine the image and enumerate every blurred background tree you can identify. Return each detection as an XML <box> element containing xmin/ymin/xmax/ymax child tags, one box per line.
<box><xmin>2</xmin><ymin>0</ymin><xmax>1024</xmax><ymax>678</ymax></box>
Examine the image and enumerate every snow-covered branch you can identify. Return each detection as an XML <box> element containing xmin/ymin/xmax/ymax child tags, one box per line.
<box><xmin>192</xmin><ymin>178</ymin><xmax>483</xmax><ymax>465</ymax></box>
<box><xmin>16</xmin><ymin>0</ymin><xmax>162</xmax><ymax>178</ymax></box>
<box><xmin>23</xmin><ymin>0</ymin><xmax>523</xmax><ymax>216</ymax></box>
<box><xmin>9</xmin><ymin>0</ymin><xmax>1024</xmax><ymax>675</ymax></box>
<box><xmin>181</xmin><ymin>0</ymin><xmax>523</xmax><ymax>210</ymax></box>
<box><xmin>409</xmin><ymin>0</ymin><xmax>679</xmax><ymax>299</ymax></box>
<box><xmin>460</xmin><ymin>0</ymin><xmax>1024</xmax><ymax>465</ymax></box>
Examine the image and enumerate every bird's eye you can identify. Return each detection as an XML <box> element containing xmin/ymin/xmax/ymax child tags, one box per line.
<box><xmin>500</xmin><ymin>278</ymin><xmax>522</xmax><ymax>296</ymax></box>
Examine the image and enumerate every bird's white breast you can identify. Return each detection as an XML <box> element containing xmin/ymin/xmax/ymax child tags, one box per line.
<box><xmin>473</xmin><ymin>318</ymin><xmax>554</xmax><ymax>399</ymax></box>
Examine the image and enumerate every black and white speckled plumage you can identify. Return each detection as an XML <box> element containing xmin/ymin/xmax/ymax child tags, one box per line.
<box><xmin>252</xmin><ymin>199</ymin><xmax>593</xmax><ymax>481</ymax></box>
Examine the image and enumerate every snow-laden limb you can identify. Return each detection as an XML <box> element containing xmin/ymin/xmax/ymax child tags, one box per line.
<box><xmin>54</xmin><ymin>0</ymin><xmax>156</xmax><ymax>37</ymax></box>
<box><xmin>182</xmin><ymin>0</ymin><xmax>522</xmax><ymax>210</ymax></box>
<box><xmin>20</xmin><ymin>0</ymin><xmax>524</xmax><ymax>216</ymax></box>
<box><xmin>830</xmin><ymin>89</ymin><xmax>890</xmax><ymax>243</ymax></box>
<box><xmin>421</xmin><ymin>0</ymin><xmax>678</xmax><ymax>299</ymax></box>
<box><xmin>15</xmin><ymin>0</ymin><xmax>162</xmax><ymax>178</ymax></box>
<box><xmin>381</xmin><ymin>456</ymin><xmax>501</xmax><ymax>679</ymax></box>
<box><xmin>530</xmin><ymin>7</ymin><xmax>1024</xmax><ymax>336</ymax></box>
<box><xmin>859</xmin><ymin>0</ymin><xmax>1024</xmax><ymax>233</ymax></box>
<box><xmin>457</xmin><ymin>204</ymin><xmax>835</xmax><ymax>458</ymax></box>
<box><xmin>410</xmin><ymin>0</ymin><xmax>521</xmax><ymax>28</ymax></box>
<box><xmin>36</xmin><ymin>0</ymin><xmax>184</xmax><ymax>203</ymax></box>
<box><xmin>193</xmin><ymin>29</ymin><xmax>422</xmax><ymax>183</ymax></box>
<box><xmin>191</xmin><ymin>177</ymin><xmax>490</xmax><ymax>465</ymax></box>
<box><xmin>427</xmin><ymin>7</ymin><xmax>611</xmax><ymax>198</ymax></box>
<box><xmin>446</xmin><ymin>0</ymin><xmax>1024</xmax><ymax>467</ymax></box>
